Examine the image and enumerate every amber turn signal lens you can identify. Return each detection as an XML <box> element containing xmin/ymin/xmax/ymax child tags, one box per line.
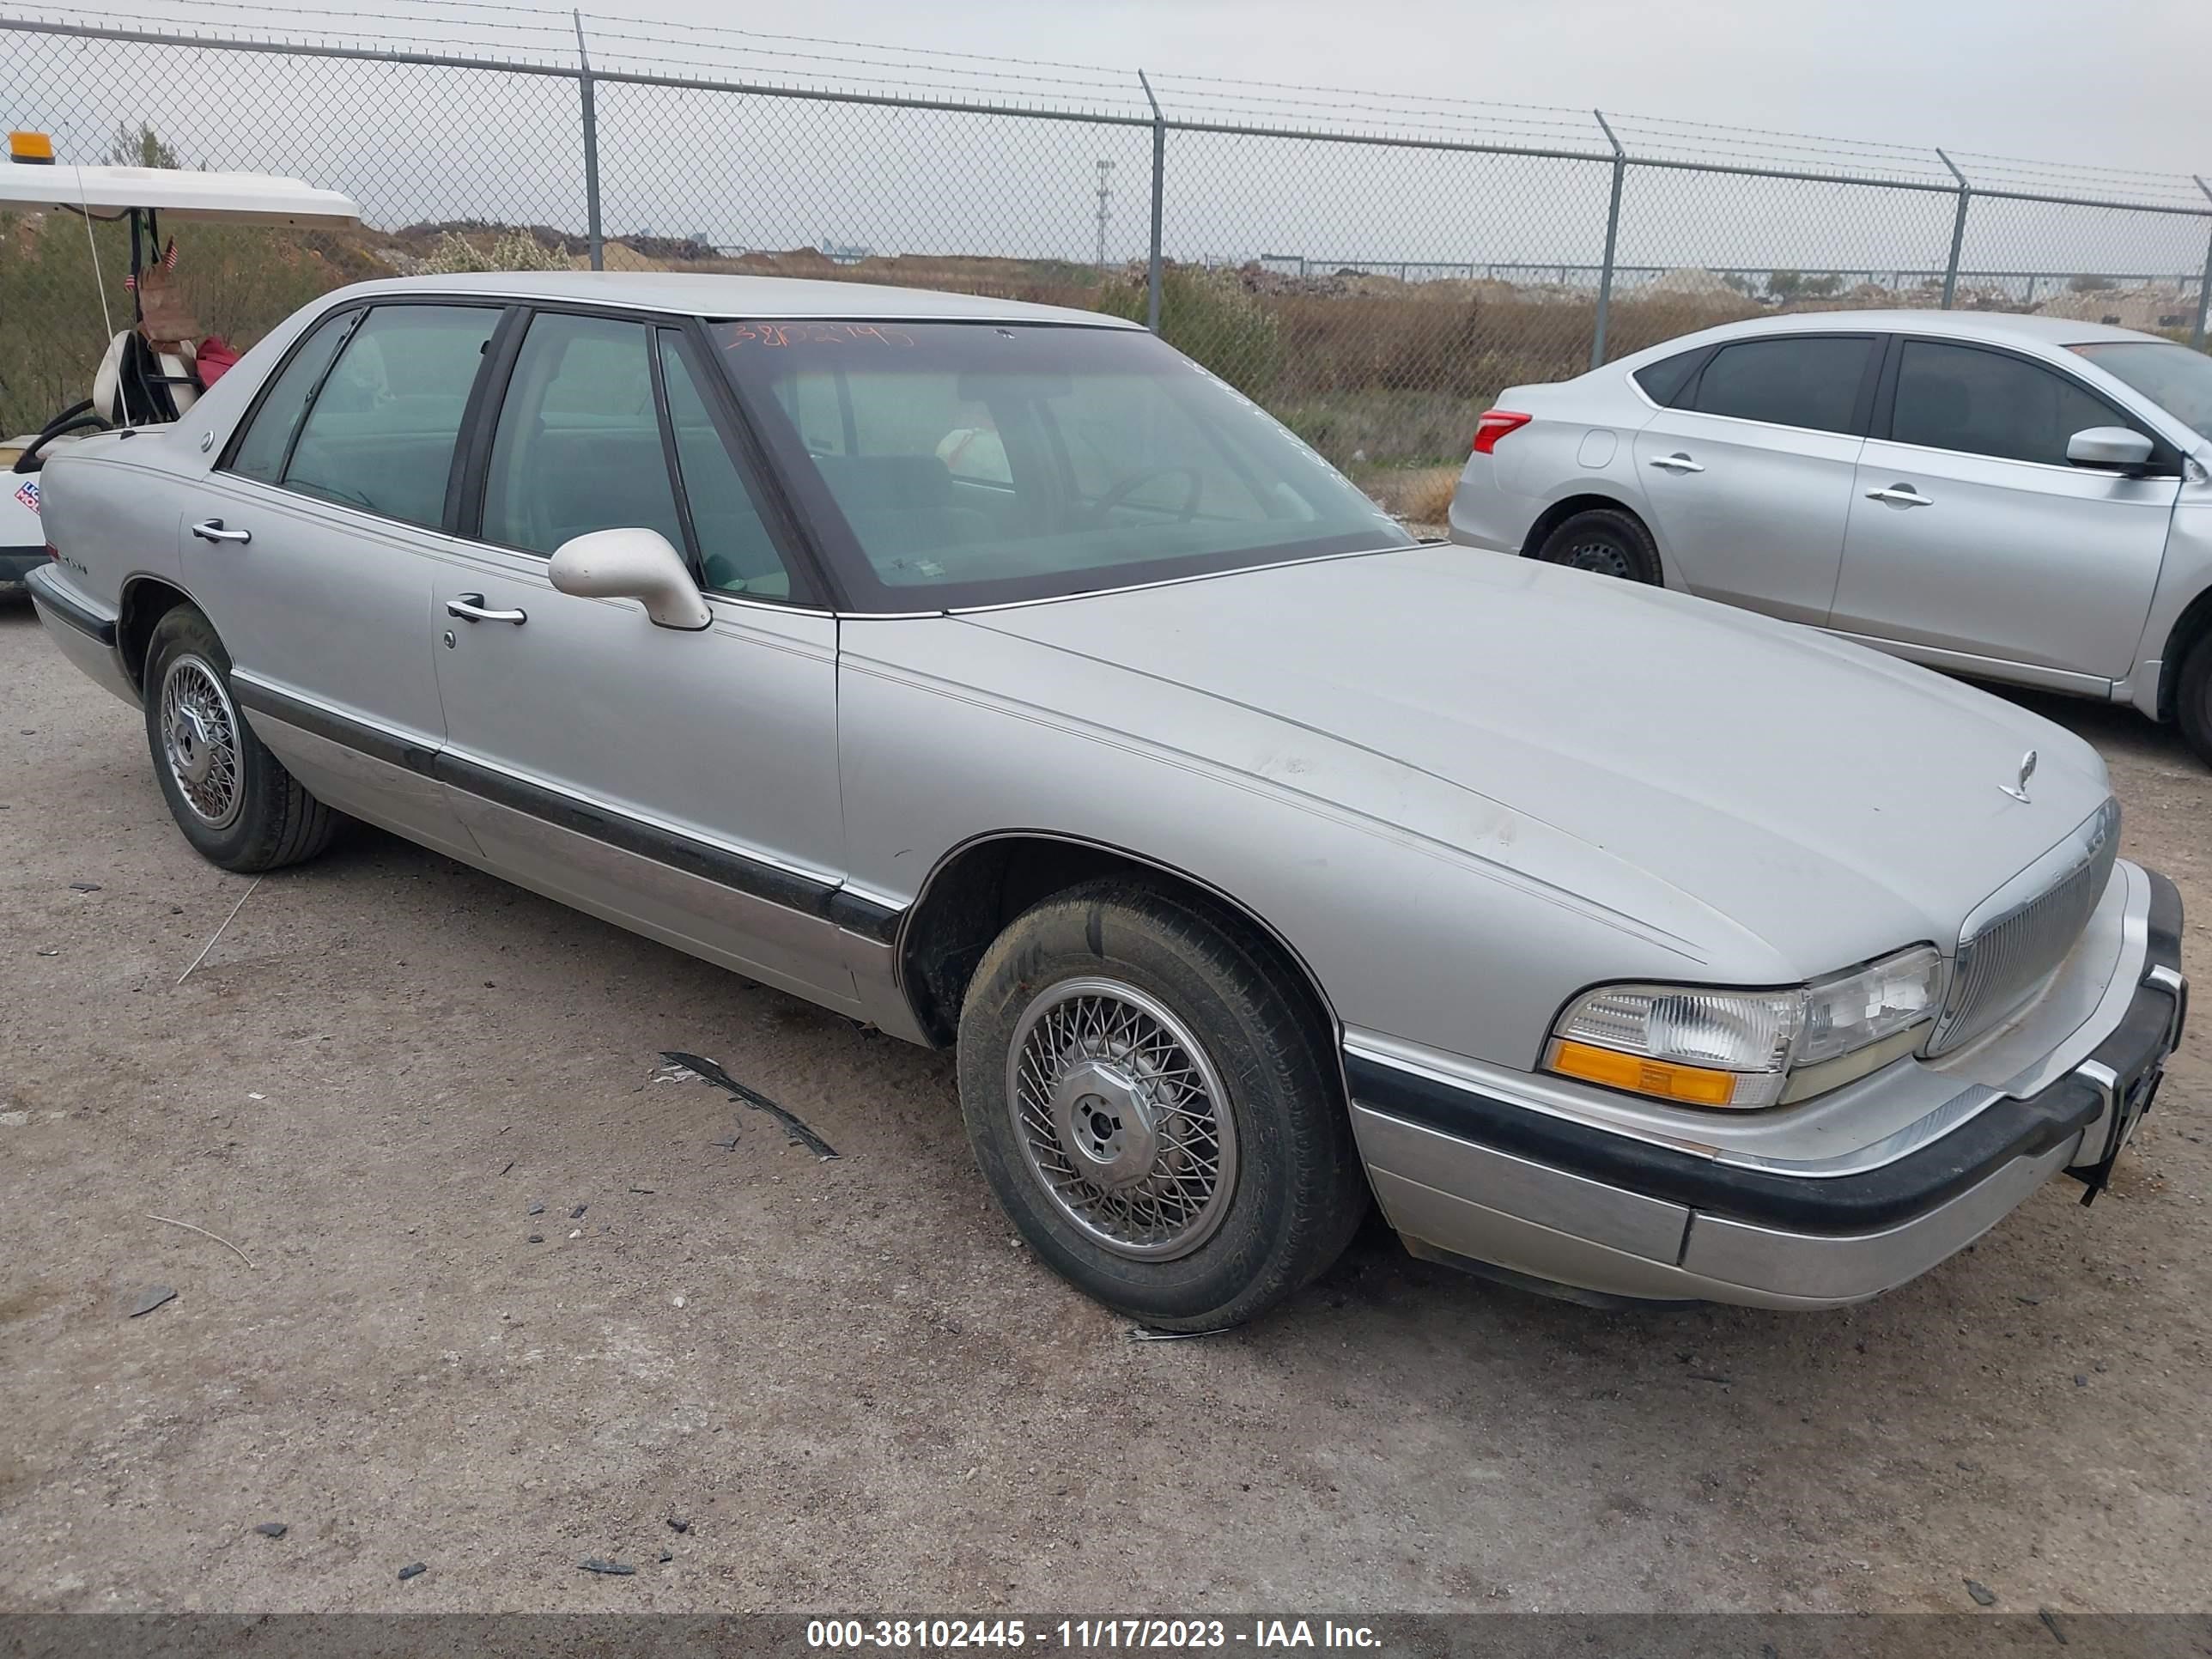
<box><xmin>1546</xmin><ymin>1039</ymin><xmax>1743</xmax><ymax>1108</ymax></box>
<box><xmin>9</xmin><ymin>131</ymin><xmax>55</xmax><ymax>163</ymax></box>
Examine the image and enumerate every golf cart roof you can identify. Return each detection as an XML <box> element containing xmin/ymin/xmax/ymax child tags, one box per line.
<box><xmin>0</xmin><ymin>161</ymin><xmax>360</xmax><ymax>227</ymax></box>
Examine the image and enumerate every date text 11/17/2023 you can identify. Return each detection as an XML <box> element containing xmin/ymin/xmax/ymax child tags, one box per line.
<box><xmin>804</xmin><ymin>1620</ymin><xmax>1384</xmax><ymax>1650</ymax></box>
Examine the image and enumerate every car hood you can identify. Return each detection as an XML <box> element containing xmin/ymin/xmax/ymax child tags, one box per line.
<box><xmin>956</xmin><ymin>544</ymin><xmax>2113</xmax><ymax>978</ymax></box>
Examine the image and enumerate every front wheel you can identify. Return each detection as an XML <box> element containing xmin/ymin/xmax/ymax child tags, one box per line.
<box><xmin>143</xmin><ymin>605</ymin><xmax>343</xmax><ymax>871</ymax></box>
<box><xmin>2176</xmin><ymin>631</ymin><xmax>2212</xmax><ymax>769</ymax></box>
<box><xmin>957</xmin><ymin>879</ymin><xmax>1369</xmax><ymax>1330</ymax></box>
<box><xmin>1534</xmin><ymin>507</ymin><xmax>1661</xmax><ymax>583</ymax></box>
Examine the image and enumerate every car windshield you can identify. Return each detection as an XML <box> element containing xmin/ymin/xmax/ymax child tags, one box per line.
<box><xmin>2069</xmin><ymin>341</ymin><xmax>2212</xmax><ymax>441</ymax></box>
<box><xmin>709</xmin><ymin>319</ymin><xmax>1412</xmax><ymax>610</ymax></box>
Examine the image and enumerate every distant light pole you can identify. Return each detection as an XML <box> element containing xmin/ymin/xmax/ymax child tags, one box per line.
<box><xmin>1095</xmin><ymin>159</ymin><xmax>1113</xmax><ymax>268</ymax></box>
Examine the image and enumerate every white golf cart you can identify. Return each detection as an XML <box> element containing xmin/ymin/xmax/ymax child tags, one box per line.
<box><xmin>1</xmin><ymin>134</ymin><xmax>359</xmax><ymax>592</ymax></box>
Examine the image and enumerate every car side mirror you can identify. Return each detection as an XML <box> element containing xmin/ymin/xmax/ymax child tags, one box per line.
<box><xmin>548</xmin><ymin>527</ymin><xmax>712</xmax><ymax>631</ymax></box>
<box><xmin>2066</xmin><ymin>426</ymin><xmax>2154</xmax><ymax>472</ymax></box>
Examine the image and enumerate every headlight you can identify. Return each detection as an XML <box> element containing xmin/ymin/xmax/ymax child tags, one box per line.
<box><xmin>1544</xmin><ymin>945</ymin><xmax>1943</xmax><ymax>1110</ymax></box>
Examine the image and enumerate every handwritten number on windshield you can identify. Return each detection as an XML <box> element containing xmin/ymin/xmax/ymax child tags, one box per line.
<box><xmin>723</xmin><ymin>322</ymin><xmax>916</xmax><ymax>349</ymax></box>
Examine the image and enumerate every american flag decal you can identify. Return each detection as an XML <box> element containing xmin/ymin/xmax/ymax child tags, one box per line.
<box><xmin>13</xmin><ymin>480</ymin><xmax>39</xmax><ymax>513</ymax></box>
<box><xmin>122</xmin><ymin>239</ymin><xmax>179</xmax><ymax>292</ymax></box>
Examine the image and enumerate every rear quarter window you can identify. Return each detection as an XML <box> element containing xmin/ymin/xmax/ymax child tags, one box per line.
<box><xmin>1632</xmin><ymin>348</ymin><xmax>1705</xmax><ymax>406</ymax></box>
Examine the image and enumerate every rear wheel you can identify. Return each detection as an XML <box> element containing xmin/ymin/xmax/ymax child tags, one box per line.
<box><xmin>1534</xmin><ymin>507</ymin><xmax>1660</xmax><ymax>583</ymax></box>
<box><xmin>143</xmin><ymin>605</ymin><xmax>342</xmax><ymax>871</ymax></box>
<box><xmin>2176</xmin><ymin>631</ymin><xmax>2212</xmax><ymax>768</ymax></box>
<box><xmin>957</xmin><ymin>878</ymin><xmax>1369</xmax><ymax>1330</ymax></box>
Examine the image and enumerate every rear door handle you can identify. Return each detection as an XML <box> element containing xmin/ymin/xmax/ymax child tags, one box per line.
<box><xmin>1865</xmin><ymin>485</ymin><xmax>1933</xmax><ymax>507</ymax></box>
<box><xmin>1647</xmin><ymin>453</ymin><xmax>1704</xmax><ymax>474</ymax></box>
<box><xmin>190</xmin><ymin>519</ymin><xmax>252</xmax><ymax>544</ymax></box>
<box><xmin>447</xmin><ymin>593</ymin><xmax>527</xmax><ymax>626</ymax></box>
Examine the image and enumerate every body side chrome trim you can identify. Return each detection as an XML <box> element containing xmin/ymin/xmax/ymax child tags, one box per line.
<box><xmin>227</xmin><ymin>676</ymin><xmax>902</xmax><ymax>941</ymax></box>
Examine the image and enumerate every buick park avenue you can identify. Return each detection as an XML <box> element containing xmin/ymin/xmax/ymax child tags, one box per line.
<box><xmin>26</xmin><ymin>275</ymin><xmax>2186</xmax><ymax>1327</ymax></box>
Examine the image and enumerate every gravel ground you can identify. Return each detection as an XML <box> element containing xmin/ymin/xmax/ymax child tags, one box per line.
<box><xmin>1</xmin><ymin>599</ymin><xmax>2207</xmax><ymax>1615</ymax></box>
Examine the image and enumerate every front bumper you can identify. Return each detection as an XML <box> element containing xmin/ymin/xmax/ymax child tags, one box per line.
<box><xmin>1348</xmin><ymin>865</ymin><xmax>2186</xmax><ymax>1309</ymax></box>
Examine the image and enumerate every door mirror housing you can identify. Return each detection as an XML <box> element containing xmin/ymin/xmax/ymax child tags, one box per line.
<box><xmin>2065</xmin><ymin>426</ymin><xmax>2155</xmax><ymax>472</ymax></box>
<box><xmin>549</xmin><ymin>527</ymin><xmax>712</xmax><ymax>631</ymax></box>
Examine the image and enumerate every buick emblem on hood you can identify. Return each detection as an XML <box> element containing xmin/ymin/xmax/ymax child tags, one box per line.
<box><xmin>2001</xmin><ymin>749</ymin><xmax>2037</xmax><ymax>803</ymax></box>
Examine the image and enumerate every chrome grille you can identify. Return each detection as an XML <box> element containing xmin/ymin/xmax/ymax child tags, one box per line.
<box><xmin>1929</xmin><ymin>799</ymin><xmax>2120</xmax><ymax>1055</ymax></box>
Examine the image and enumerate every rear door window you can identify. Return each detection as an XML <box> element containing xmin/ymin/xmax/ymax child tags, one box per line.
<box><xmin>225</xmin><ymin>310</ymin><xmax>356</xmax><ymax>484</ymax></box>
<box><xmin>1892</xmin><ymin>339</ymin><xmax>2142</xmax><ymax>465</ymax></box>
<box><xmin>1688</xmin><ymin>336</ymin><xmax>1874</xmax><ymax>434</ymax></box>
<box><xmin>281</xmin><ymin>304</ymin><xmax>501</xmax><ymax>530</ymax></box>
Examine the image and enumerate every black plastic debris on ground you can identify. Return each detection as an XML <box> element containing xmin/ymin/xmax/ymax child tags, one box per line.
<box><xmin>580</xmin><ymin>1559</ymin><xmax>636</xmax><ymax>1576</ymax></box>
<box><xmin>666</xmin><ymin>1516</ymin><xmax>690</xmax><ymax>1534</ymax></box>
<box><xmin>398</xmin><ymin>1562</ymin><xmax>427</xmax><ymax>1581</ymax></box>
<box><xmin>125</xmin><ymin>1285</ymin><xmax>177</xmax><ymax>1319</ymax></box>
<box><xmin>1964</xmin><ymin>1578</ymin><xmax>1996</xmax><ymax>1607</ymax></box>
<box><xmin>254</xmin><ymin>1522</ymin><xmax>288</xmax><ymax>1539</ymax></box>
<box><xmin>661</xmin><ymin>1051</ymin><xmax>839</xmax><ymax>1160</ymax></box>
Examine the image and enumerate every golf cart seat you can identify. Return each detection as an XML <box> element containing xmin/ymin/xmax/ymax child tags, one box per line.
<box><xmin>90</xmin><ymin>330</ymin><xmax>200</xmax><ymax>427</ymax></box>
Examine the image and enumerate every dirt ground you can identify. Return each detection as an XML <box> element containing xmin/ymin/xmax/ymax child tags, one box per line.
<box><xmin>2</xmin><ymin>599</ymin><xmax>2207</xmax><ymax>1616</ymax></box>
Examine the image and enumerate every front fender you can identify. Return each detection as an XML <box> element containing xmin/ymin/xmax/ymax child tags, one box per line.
<box><xmin>836</xmin><ymin>617</ymin><xmax>1783</xmax><ymax>1074</ymax></box>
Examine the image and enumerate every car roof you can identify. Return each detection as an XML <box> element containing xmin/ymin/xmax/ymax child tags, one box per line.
<box><xmin>1629</xmin><ymin>307</ymin><xmax>2173</xmax><ymax>359</ymax></box>
<box><xmin>324</xmin><ymin>270</ymin><xmax>1144</xmax><ymax>328</ymax></box>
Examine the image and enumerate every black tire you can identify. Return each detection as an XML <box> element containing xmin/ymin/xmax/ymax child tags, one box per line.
<box><xmin>957</xmin><ymin>878</ymin><xmax>1369</xmax><ymax>1330</ymax></box>
<box><xmin>2177</xmin><ymin>631</ymin><xmax>2212</xmax><ymax>768</ymax></box>
<box><xmin>142</xmin><ymin>605</ymin><xmax>342</xmax><ymax>872</ymax></box>
<box><xmin>1534</xmin><ymin>507</ymin><xmax>1661</xmax><ymax>583</ymax></box>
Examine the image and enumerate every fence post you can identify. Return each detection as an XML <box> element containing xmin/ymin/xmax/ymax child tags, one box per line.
<box><xmin>1139</xmin><ymin>70</ymin><xmax>1165</xmax><ymax>333</ymax></box>
<box><xmin>573</xmin><ymin>9</ymin><xmax>604</xmax><ymax>272</ymax></box>
<box><xmin>1936</xmin><ymin>149</ymin><xmax>1969</xmax><ymax>309</ymax></box>
<box><xmin>1590</xmin><ymin>109</ymin><xmax>1625</xmax><ymax>370</ymax></box>
<box><xmin>2193</xmin><ymin>176</ymin><xmax>2212</xmax><ymax>350</ymax></box>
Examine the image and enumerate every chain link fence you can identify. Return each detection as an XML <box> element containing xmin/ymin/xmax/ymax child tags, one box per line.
<box><xmin>3</xmin><ymin>10</ymin><xmax>2209</xmax><ymax>519</ymax></box>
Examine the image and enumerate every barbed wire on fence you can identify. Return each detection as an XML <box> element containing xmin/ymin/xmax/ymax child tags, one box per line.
<box><xmin>0</xmin><ymin>3</ymin><xmax>2207</xmax><ymax>505</ymax></box>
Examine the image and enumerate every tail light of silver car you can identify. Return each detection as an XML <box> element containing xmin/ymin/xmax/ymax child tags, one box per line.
<box><xmin>1472</xmin><ymin>410</ymin><xmax>1531</xmax><ymax>454</ymax></box>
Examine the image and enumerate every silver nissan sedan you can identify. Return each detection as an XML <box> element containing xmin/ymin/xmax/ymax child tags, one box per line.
<box><xmin>26</xmin><ymin>274</ymin><xmax>2188</xmax><ymax>1328</ymax></box>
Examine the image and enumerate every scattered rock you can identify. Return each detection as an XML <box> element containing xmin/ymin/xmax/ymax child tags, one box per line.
<box><xmin>35</xmin><ymin>948</ymin><xmax>58</xmax><ymax>957</ymax></box>
<box><xmin>2075</xmin><ymin>1374</ymin><xmax>2088</xmax><ymax>1388</ymax></box>
<box><xmin>570</xmin><ymin>1205</ymin><xmax>587</xmax><ymax>1219</ymax></box>
<box><xmin>658</xmin><ymin>1550</ymin><xmax>673</xmax><ymax>1564</ymax></box>
<box><xmin>580</xmin><ymin>1559</ymin><xmax>636</xmax><ymax>1576</ymax></box>
<box><xmin>69</xmin><ymin>881</ymin><xmax>101</xmax><ymax>893</ymax></box>
<box><xmin>1964</xmin><ymin>1578</ymin><xmax>1996</xmax><ymax>1607</ymax></box>
<box><xmin>125</xmin><ymin>1285</ymin><xmax>178</xmax><ymax>1318</ymax></box>
<box><xmin>526</xmin><ymin>1202</ymin><xmax>545</xmax><ymax>1216</ymax></box>
<box><xmin>398</xmin><ymin>1562</ymin><xmax>427</xmax><ymax>1581</ymax></box>
<box><xmin>667</xmin><ymin>1516</ymin><xmax>690</xmax><ymax>1534</ymax></box>
<box><xmin>527</xmin><ymin>1234</ymin><xmax>544</xmax><ymax>1244</ymax></box>
<box><xmin>255</xmin><ymin>1522</ymin><xmax>289</xmax><ymax>1539</ymax></box>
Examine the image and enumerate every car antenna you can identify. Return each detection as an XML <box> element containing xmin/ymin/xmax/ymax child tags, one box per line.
<box><xmin>70</xmin><ymin>145</ymin><xmax>128</xmax><ymax>429</ymax></box>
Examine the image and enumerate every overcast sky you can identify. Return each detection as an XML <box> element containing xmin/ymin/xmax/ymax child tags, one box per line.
<box><xmin>622</xmin><ymin>0</ymin><xmax>2209</xmax><ymax>179</ymax></box>
<box><xmin>12</xmin><ymin>0</ymin><xmax>2209</xmax><ymax>277</ymax></box>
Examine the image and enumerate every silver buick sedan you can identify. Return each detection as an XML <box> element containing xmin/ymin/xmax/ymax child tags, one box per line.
<box><xmin>1448</xmin><ymin>312</ymin><xmax>2212</xmax><ymax>761</ymax></box>
<box><xmin>27</xmin><ymin>274</ymin><xmax>2187</xmax><ymax>1327</ymax></box>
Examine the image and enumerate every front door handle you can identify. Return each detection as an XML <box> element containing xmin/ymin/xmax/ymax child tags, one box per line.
<box><xmin>1647</xmin><ymin>453</ymin><xmax>1705</xmax><ymax>474</ymax></box>
<box><xmin>1865</xmin><ymin>484</ymin><xmax>1934</xmax><ymax>507</ymax></box>
<box><xmin>190</xmin><ymin>519</ymin><xmax>252</xmax><ymax>544</ymax></box>
<box><xmin>446</xmin><ymin>593</ymin><xmax>527</xmax><ymax>626</ymax></box>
